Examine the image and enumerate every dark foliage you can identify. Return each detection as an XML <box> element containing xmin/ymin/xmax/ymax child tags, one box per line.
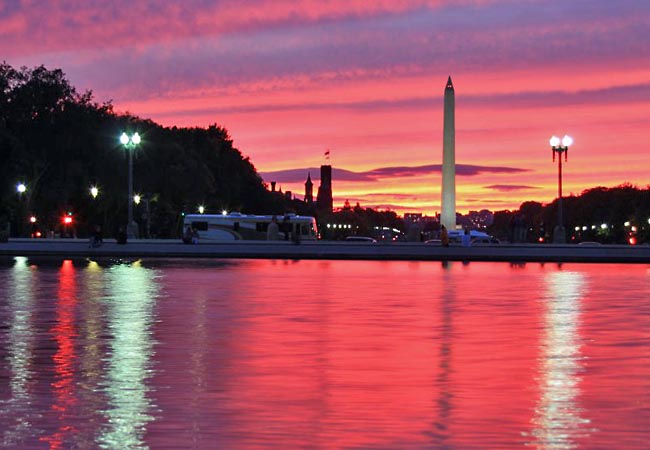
<box><xmin>489</xmin><ymin>184</ymin><xmax>650</xmax><ymax>244</ymax></box>
<box><xmin>1</xmin><ymin>63</ymin><xmax>274</xmax><ymax>238</ymax></box>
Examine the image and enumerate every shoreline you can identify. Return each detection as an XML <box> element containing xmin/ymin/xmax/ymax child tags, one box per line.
<box><xmin>1</xmin><ymin>238</ymin><xmax>649</xmax><ymax>263</ymax></box>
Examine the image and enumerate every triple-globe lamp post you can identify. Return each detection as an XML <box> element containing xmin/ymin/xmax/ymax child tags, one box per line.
<box><xmin>549</xmin><ymin>135</ymin><xmax>573</xmax><ymax>243</ymax></box>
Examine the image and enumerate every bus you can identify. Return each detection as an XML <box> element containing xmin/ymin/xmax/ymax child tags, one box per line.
<box><xmin>183</xmin><ymin>213</ymin><xmax>318</xmax><ymax>241</ymax></box>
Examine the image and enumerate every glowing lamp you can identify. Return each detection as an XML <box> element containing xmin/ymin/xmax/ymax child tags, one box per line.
<box><xmin>17</xmin><ymin>183</ymin><xmax>26</xmax><ymax>193</ymax></box>
<box><xmin>222</xmin><ymin>210</ymin><xmax>228</xmax><ymax>216</ymax></box>
<box><xmin>90</xmin><ymin>186</ymin><xmax>99</xmax><ymax>198</ymax></box>
<box><xmin>198</xmin><ymin>205</ymin><xmax>205</xmax><ymax>214</ymax></box>
<box><xmin>30</xmin><ymin>216</ymin><xmax>37</xmax><ymax>223</ymax></box>
<box><xmin>549</xmin><ymin>136</ymin><xmax>561</xmax><ymax>147</ymax></box>
<box><xmin>63</xmin><ymin>216</ymin><xmax>73</xmax><ymax>225</ymax></box>
<box><xmin>120</xmin><ymin>132</ymin><xmax>129</xmax><ymax>145</ymax></box>
<box><xmin>132</xmin><ymin>132</ymin><xmax>141</xmax><ymax>145</ymax></box>
<box><xmin>561</xmin><ymin>135</ymin><xmax>573</xmax><ymax>147</ymax></box>
<box><xmin>600</xmin><ymin>223</ymin><xmax>608</xmax><ymax>229</ymax></box>
<box><xmin>133</xmin><ymin>194</ymin><xmax>141</xmax><ymax>205</ymax></box>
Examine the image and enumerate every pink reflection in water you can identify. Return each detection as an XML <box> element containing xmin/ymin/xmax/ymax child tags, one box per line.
<box><xmin>147</xmin><ymin>261</ymin><xmax>649</xmax><ymax>448</ymax></box>
<box><xmin>0</xmin><ymin>259</ymin><xmax>647</xmax><ymax>449</ymax></box>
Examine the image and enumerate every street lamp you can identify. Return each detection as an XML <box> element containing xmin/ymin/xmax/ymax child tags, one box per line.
<box><xmin>120</xmin><ymin>132</ymin><xmax>141</xmax><ymax>238</ymax></box>
<box><xmin>90</xmin><ymin>186</ymin><xmax>99</xmax><ymax>199</ymax></box>
<box><xmin>550</xmin><ymin>135</ymin><xmax>573</xmax><ymax>243</ymax></box>
<box><xmin>133</xmin><ymin>194</ymin><xmax>141</xmax><ymax>205</ymax></box>
<box><xmin>198</xmin><ymin>205</ymin><xmax>205</xmax><ymax>214</ymax></box>
<box><xmin>15</xmin><ymin>183</ymin><xmax>27</xmax><ymax>236</ymax></box>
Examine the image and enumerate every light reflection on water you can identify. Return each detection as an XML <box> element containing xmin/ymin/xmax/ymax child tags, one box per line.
<box><xmin>528</xmin><ymin>271</ymin><xmax>589</xmax><ymax>449</ymax></box>
<box><xmin>0</xmin><ymin>258</ymin><xmax>648</xmax><ymax>449</ymax></box>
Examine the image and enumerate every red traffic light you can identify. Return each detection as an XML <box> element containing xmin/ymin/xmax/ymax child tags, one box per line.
<box><xmin>63</xmin><ymin>216</ymin><xmax>73</xmax><ymax>225</ymax></box>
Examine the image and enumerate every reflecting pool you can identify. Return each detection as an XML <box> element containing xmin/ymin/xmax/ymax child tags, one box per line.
<box><xmin>0</xmin><ymin>258</ymin><xmax>648</xmax><ymax>449</ymax></box>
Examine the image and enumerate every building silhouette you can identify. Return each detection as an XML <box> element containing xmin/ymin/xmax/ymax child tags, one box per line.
<box><xmin>304</xmin><ymin>173</ymin><xmax>314</xmax><ymax>204</ymax></box>
<box><xmin>316</xmin><ymin>165</ymin><xmax>333</xmax><ymax>212</ymax></box>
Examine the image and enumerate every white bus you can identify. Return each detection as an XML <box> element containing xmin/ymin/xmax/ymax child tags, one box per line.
<box><xmin>183</xmin><ymin>213</ymin><xmax>318</xmax><ymax>241</ymax></box>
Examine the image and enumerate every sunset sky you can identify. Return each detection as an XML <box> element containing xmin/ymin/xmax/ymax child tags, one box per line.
<box><xmin>2</xmin><ymin>0</ymin><xmax>648</xmax><ymax>215</ymax></box>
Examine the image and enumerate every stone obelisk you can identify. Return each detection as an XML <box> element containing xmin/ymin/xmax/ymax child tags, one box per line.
<box><xmin>441</xmin><ymin>76</ymin><xmax>456</xmax><ymax>230</ymax></box>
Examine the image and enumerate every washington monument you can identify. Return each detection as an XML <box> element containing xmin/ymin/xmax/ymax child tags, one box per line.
<box><xmin>441</xmin><ymin>76</ymin><xmax>456</xmax><ymax>230</ymax></box>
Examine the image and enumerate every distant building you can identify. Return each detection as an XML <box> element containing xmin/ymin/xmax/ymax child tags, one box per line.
<box><xmin>467</xmin><ymin>209</ymin><xmax>494</xmax><ymax>229</ymax></box>
<box><xmin>316</xmin><ymin>165</ymin><xmax>333</xmax><ymax>212</ymax></box>
<box><xmin>304</xmin><ymin>173</ymin><xmax>314</xmax><ymax>203</ymax></box>
<box><xmin>404</xmin><ymin>213</ymin><xmax>423</xmax><ymax>225</ymax></box>
<box><xmin>404</xmin><ymin>212</ymin><xmax>440</xmax><ymax>240</ymax></box>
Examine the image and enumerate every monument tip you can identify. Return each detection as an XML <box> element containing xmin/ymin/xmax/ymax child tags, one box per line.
<box><xmin>446</xmin><ymin>76</ymin><xmax>454</xmax><ymax>90</ymax></box>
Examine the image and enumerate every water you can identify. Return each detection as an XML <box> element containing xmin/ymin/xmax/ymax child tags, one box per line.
<box><xmin>0</xmin><ymin>257</ymin><xmax>648</xmax><ymax>449</ymax></box>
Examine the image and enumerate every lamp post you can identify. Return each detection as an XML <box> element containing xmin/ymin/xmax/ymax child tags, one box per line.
<box><xmin>120</xmin><ymin>132</ymin><xmax>141</xmax><ymax>238</ymax></box>
<box><xmin>16</xmin><ymin>183</ymin><xmax>27</xmax><ymax>237</ymax></box>
<box><xmin>549</xmin><ymin>135</ymin><xmax>573</xmax><ymax>243</ymax></box>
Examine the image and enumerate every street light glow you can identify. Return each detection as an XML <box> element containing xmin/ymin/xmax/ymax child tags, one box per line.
<box><xmin>133</xmin><ymin>194</ymin><xmax>141</xmax><ymax>205</ymax></box>
<box><xmin>30</xmin><ymin>216</ymin><xmax>37</xmax><ymax>223</ymax></box>
<box><xmin>90</xmin><ymin>186</ymin><xmax>99</xmax><ymax>198</ymax></box>
<box><xmin>131</xmin><ymin>132</ymin><xmax>141</xmax><ymax>145</ymax></box>
<box><xmin>549</xmin><ymin>136</ymin><xmax>561</xmax><ymax>147</ymax></box>
<box><xmin>120</xmin><ymin>132</ymin><xmax>129</xmax><ymax>145</ymax></box>
<box><xmin>222</xmin><ymin>210</ymin><xmax>228</xmax><ymax>216</ymax></box>
<box><xmin>16</xmin><ymin>183</ymin><xmax>26</xmax><ymax>193</ymax></box>
<box><xmin>198</xmin><ymin>205</ymin><xmax>205</xmax><ymax>214</ymax></box>
<box><xmin>562</xmin><ymin>135</ymin><xmax>573</xmax><ymax>147</ymax></box>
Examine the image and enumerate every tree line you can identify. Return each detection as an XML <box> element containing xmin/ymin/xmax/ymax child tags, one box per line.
<box><xmin>489</xmin><ymin>184</ymin><xmax>650</xmax><ymax>244</ymax></box>
<box><xmin>0</xmin><ymin>63</ymin><xmax>276</xmax><ymax>238</ymax></box>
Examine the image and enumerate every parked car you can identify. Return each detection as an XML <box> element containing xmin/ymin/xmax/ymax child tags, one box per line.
<box><xmin>471</xmin><ymin>237</ymin><xmax>500</xmax><ymax>245</ymax></box>
<box><xmin>344</xmin><ymin>236</ymin><xmax>377</xmax><ymax>243</ymax></box>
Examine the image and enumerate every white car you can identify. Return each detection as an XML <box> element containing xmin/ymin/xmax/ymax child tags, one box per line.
<box><xmin>345</xmin><ymin>236</ymin><xmax>377</xmax><ymax>243</ymax></box>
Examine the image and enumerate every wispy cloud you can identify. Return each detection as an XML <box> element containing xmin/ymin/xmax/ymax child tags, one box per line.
<box><xmin>484</xmin><ymin>184</ymin><xmax>541</xmax><ymax>192</ymax></box>
<box><xmin>261</xmin><ymin>164</ymin><xmax>529</xmax><ymax>183</ymax></box>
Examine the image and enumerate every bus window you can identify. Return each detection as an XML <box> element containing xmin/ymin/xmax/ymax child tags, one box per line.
<box><xmin>191</xmin><ymin>221</ymin><xmax>208</xmax><ymax>231</ymax></box>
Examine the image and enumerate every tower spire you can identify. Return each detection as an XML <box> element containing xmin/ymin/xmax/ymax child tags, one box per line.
<box><xmin>446</xmin><ymin>76</ymin><xmax>454</xmax><ymax>90</ymax></box>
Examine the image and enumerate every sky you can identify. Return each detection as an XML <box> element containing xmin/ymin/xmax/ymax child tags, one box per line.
<box><xmin>1</xmin><ymin>0</ymin><xmax>649</xmax><ymax>215</ymax></box>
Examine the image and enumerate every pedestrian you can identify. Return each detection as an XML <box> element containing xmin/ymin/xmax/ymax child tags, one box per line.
<box><xmin>116</xmin><ymin>226</ymin><xmax>127</xmax><ymax>244</ymax></box>
<box><xmin>267</xmin><ymin>215</ymin><xmax>279</xmax><ymax>240</ymax></box>
<box><xmin>182</xmin><ymin>225</ymin><xmax>193</xmax><ymax>244</ymax></box>
<box><xmin>462</xmin><ymin>227</ymin><xmax>471</xmax><ymax>247</ymax></box>
<box><xmin>282</xmin><ymin>216</ymin><xmax>290</xmax><ymax>241</ymax></box>
<box><xmin>89</xmin><ymin>224</ymin><xmax>103</xmax><ymax>248</ymax></box>
<box><xmin>441</xmin><ymin>225</ymin><xmax>449</xmax><ymax>247</ymax></box>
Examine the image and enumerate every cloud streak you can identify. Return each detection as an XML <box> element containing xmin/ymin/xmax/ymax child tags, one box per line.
<box><xmin>484</xmin><ymin>184</ymin><xmax>541</xmax><ymax>192</ymax></box>
<box><xmin>261</xmin><ymin>164</ymin><xmax>528</xmax><ymax>183</ymax></box>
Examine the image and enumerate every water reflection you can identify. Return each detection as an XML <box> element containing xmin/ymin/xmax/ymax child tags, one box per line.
<box><xmin>429</xmin><ymin>261</ymin><xmax>455</xmax><ymax>446</ymax></box>
<box><xmin>0</xmin><ymin>259</ymin><xmax>648</xmax><ymax>448</ymax></box>
<box><xmin>41</xmin><ymin>260</ymin><xmax>80</xmax><ymax>449</ymax></box>
<box><xmin>530</xmin><ymin>271</ymin><xmax>589</xmax><ymax>449</ymax></box>
<box><xmin>98</xmin><ymin>260</ymin><xmax>159</xmax><ymax>449</ymax></box>
<box><xmin>1</xmin><ymin>257</ymin><xmax>37</xmax><ymax>447</ymax></box>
